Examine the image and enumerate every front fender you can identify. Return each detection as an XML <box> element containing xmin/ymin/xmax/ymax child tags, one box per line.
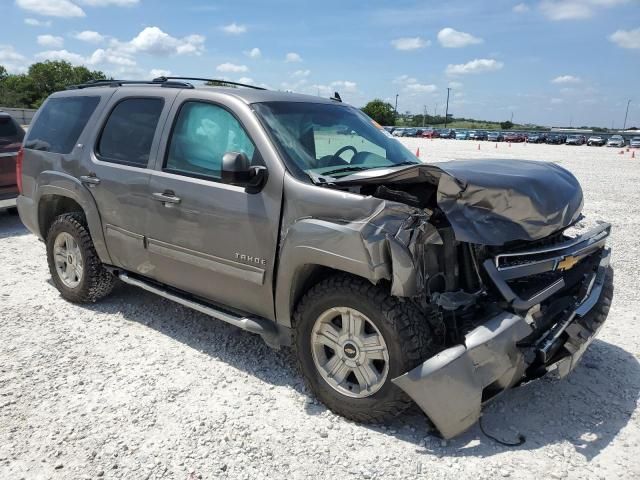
<box><xmin>35</xmin><ymin>171</ymin><xmax>112</xmax><ymax>264</ymax></box>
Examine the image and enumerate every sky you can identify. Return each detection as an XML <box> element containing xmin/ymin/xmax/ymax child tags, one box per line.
<box><xmin>1</xmin><ymin>0</ymin><xmax>639</xmax><ymax>127</ymax></box>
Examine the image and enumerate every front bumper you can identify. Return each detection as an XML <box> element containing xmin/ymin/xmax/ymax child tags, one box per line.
<box><xmin>392</xmin><ymin>227</ymin><xmax>611</xmax><ymax>439</ymax></box>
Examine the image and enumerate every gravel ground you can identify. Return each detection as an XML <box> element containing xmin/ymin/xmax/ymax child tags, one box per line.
<box><xmin>1</xmin><ymin>139</ymin><xmax>639</xmax><ymax>480</ymax></box>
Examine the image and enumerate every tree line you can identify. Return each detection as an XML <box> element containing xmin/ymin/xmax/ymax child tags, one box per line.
<box><xmin>0</xmin><ymin>61</ymin><xmax>107</xmax><ymax>109</ymax></box>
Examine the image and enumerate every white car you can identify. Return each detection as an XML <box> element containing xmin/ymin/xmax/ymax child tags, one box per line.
<box><xmin>606</xmin><ymin>135</ymin><xmax>625</xmax><ymax>147</ymax></box>
<box><xmin>630</xmin><ymin>136</ymin><xmax>640</xmax><ymax>148</ymax></box>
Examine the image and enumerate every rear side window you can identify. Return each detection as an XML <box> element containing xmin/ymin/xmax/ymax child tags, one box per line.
<box><xmin>25</xmin><ymin>96</ymin><xmax>100</xmax><ymax>153</ymax></box>
<box><xmin>97</xmin><ymin>98</ymin><xmax>164</xmax><ymax>167</ymax></box>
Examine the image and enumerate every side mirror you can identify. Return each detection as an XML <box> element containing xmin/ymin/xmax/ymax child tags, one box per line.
<box><xmin>221</xmin><ymin>151</ymin><xmax>268</xmax><ymax>192</ymax></box>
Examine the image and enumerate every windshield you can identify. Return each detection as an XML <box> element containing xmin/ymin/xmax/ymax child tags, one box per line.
<box><xmin>253</xmin><ymin>102</ymin><xmax>420</xmax><ymax>180</ymax></box>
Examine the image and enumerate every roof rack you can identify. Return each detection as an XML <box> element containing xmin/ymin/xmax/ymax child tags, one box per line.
<box><xmin>67</xmin><ymin>76</ymin><xmax>267</xmax><ymax>91</ymax></box>
<box><xmin>153</xmin><ymin>76</ymin><xmax>267</xmax><ymax>90</ymax></box>
<box><xmin>67</xmin><ymin>78</ymin><xmax>194</xmax><ymax>90</ymax></box>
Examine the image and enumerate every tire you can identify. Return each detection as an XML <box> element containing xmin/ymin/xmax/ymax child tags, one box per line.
<box><xmin>46</xmin><ymin>212</ymin><xmax>115</xmax><ymax>303</ymax></box>
<box><xmin>293</xmin><ymin>274</ymin><xmax>439</xmax><ymax>423</ymax></box>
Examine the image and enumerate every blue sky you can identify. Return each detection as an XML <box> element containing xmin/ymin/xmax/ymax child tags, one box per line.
<box><xmin>1</xmin><ymin>0</ymin><xmax>639</xmax><ymax>127</ymax></box>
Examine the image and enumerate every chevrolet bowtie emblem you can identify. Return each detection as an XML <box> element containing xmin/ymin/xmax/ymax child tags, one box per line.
<box><xmin>557</xmin><ymin>255</ymin><xmax>580</xmax><ymax>271</ymax></box>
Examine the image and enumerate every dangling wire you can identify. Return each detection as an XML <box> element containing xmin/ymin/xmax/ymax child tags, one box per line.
<box><xmin>479</xmin><ymin>415</ymin><xmax>526</xmax><ymax>447</ymax></box>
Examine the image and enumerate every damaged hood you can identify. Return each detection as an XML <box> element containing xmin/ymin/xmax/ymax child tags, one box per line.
<box><xmin>334</xmin><ymin>159</ymin><xmax>583</xmax><ymax>246</ymax></box>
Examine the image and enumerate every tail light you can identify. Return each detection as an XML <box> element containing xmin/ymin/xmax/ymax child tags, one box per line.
<box><xmin>16</xmin><ymin>146</ymin><xmax>24</xmax><ymax>194</ymax></box>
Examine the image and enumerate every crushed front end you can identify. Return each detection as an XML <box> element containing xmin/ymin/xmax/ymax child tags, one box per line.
<box><xmin>392</xmin><ymin>223</ymin><xmax>613</xmax><ymax>439</ymax></box>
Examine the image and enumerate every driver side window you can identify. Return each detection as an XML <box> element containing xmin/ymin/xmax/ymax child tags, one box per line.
<box><xmin>165</xmin><ymin>101</ymin><xmax>256</xmax><ymax>182</ymax></box>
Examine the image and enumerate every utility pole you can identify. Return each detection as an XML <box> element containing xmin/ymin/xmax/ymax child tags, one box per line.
<box><xmin>394</xmin><ymin>94</ymin><xmax>399</xmax><ymax>114</ymax></box>
<box><xmin>444</xmin><ymin>88</ymin><xmax>451</xmax><ymax>128</ymax></box>
<box><xmin>623</xmin><ymin>99</ymin><xmax>631</xmax><ymax>131</ymax></box>
<box><xmin>435</xmin><ymin>103</ymin><xmax>439</xmax><ymax>121</ymax></box>
<box><xmin>422</xmin><ymin>105</ymin><xmax>427</xmax><ymax>127</ymax></box>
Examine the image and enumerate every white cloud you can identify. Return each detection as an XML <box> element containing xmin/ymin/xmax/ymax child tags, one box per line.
<box><xmin>390</xmin><ymin>37</ymin><xmax>430</xmax><ymax>51</ymax></box>
<box><xmin>609</xmin><ymin>28</ymin><xmax>640</xmax><ymax>49</ymax></box>
<box><xmin>285</xmin><ymin>52</ymin><xmax>302</xmax><ymax>62</ymax></box>
<box><xmin>150</xmin><ymin>68</ymin><xmax>171</xmax><ymax>78</ymax></box>
<box><xmin>293</xmin><ymin>69</ymin><xmax>311</xmax><ymax>77</ymax></box>
<box><xmin>448</xmin><ymin>81</ymin><xmax>463</xmax><ymax>88</ymax></box>
<box><xmin>552</xmin><ymin>74</ymin><xmax>582</xmax><ymax>84</ymax></box>
<box><xmin>222</xmin><ymin>22</ymin><xmax>247</xmax><ymax>35</ymax></box>
<box><xmin>244</xmin><ymin>47</ymin><xmax>261</xmax><ymax>58</ymax></box>
<box><xmin>331</xmin><ymin>80</ymin><xmax>357</xmax><ymax>92</ymax></box>
<box><xmin>116</xmin><ymin>27</ymin><xmax>205</xmax><ymax>56</ymax></box>
<box><xmin>237</xmin><ymin>77</ymin><xmax>254</xmax><ymax>84</ymax></box>
<box><xmin>540</xmin><ymin>0</ymin><xmax>629</xmax><ymax>21</ymax></box>
<box><xmin>37</xmin><ymin>35</ymin><xmax>64</xmax><ymax>48</ymax></box>
<box><xmin>437</xmin><ymin>28</ymin><xmax>483</xmax><ymax>48</ymax></box>
<box><xmin>0</xmin><ymin>45</ymin><xmax>27</xmax><ymax>73</ymax></box>
<box><xmin>513</xmin><ymin>3</ymin><xmax>530</xmax><ymax>12</ymax></box>
<box><xmin>550</xmin><ymin>97</ymin><xmax>565</xmax><ymax>104</ymax></box>
<box><xmin>393</xmin><ymin>74</ymin><xmax>417</xmax><ymax>84</ymax></box>
<box><xmin>446</xmin><ymin>58</ymin><xmax>504</xmax><ymax>75</ymax></box>
<box><xmin>216</xmin><ymin>62</ymin><xmax>249</xmax><ymax>73</ymax></box>
<box><xmin>76</xmin><ymin>0</ymin><xmax>139</xmax><ymax>5</ymax></box>
<box><xmin>35</xmin><ymin>49</ymin><xmax>86</xmax><ymax>65</ymax></box>
<box><xmin>405</xmin><ymin>83</ymin><xmax>437</xmax><ymax>93</ymax></box>
<box><xmin>88</xmin><ymin>48</ymin><xmax>136</xmax><ymax>66</ymax></box>
<box><xmin>16</xmin><ymin>0</ymin><xmax>85</xmax><ymax>17</ymax></box>
<box><xmin>75</xmin><ymin>31</ymin><xmax>105</xmax><ymax>43</ymax></box>
<box><xmin>24</xmin><ymin>18</ymin><xmax>52</xmax><ymax>27</ymax></box>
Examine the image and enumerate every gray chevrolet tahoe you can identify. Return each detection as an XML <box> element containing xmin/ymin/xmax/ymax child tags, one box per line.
<box><xmin>17</xmin><ymin>77</ymin><xmax>613</xmax><ymax>439</ymax></box>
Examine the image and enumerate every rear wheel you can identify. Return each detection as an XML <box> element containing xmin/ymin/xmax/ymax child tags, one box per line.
<box><xmin>46</xmin><ymin>212</ymin><xmax>115</xmax><ymax>303</ymax></box>
<box><xmin>294</xmin><ymin>275</ymin><xmax>438</xmax><ymax>422</ymax></box>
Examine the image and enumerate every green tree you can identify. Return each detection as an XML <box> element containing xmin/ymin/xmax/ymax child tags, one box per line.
<box><xmin>361</xmin><ymin>99</ymin><xmax>396</xmax><ymax>126</ymax></box>
<box><xmin>0</xmin><ymin>61</ymin><xmax>107</xmax><ymax>108</ymax></box>
<box><xmin>500</xmin><ymin>120</ymin><xmax>514</xmax><ymax>130</ymax></box>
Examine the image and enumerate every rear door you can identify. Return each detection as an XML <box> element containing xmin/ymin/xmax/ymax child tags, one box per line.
<box><xmin>144</xmin><ymin>92</ymin><xmax>284</xmax><ymax>320</ymax></box>
<box><xmin>83</xmin><ymin>90</ymin><xmax>179</xmax><ymax>273</ymax></box>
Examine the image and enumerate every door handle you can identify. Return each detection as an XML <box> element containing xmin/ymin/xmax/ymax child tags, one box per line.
<box><xmin>152</xmin><ymin>191</ymin><xmax>181</xmax><ymax>204</ymax></box>
<box><xmin>80</xmin><ymin>175</ymin><xmax>101</xmax><ymax>185</ymax></box>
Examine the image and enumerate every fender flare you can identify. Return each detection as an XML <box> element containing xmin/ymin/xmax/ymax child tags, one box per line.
<box><xmin>34</xmin><ymin>171</ymin><xmax>112</xmax><ymax>264</ymax></box>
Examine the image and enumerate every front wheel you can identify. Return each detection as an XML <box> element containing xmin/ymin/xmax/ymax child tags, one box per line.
<box><xmin>46</xmin><ymin>212</ymin><xmax>116</xmax><ymax>303</ymax></box>
<box><xmin>294</xmin><ymin>275</ymin><xmax>438</xmax><ymax>423</ymax></box>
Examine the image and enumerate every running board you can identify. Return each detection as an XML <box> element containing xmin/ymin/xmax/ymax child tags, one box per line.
<box><xmin>118</xmin><ymin>272</ymin><xmax>286</xmax><ymax>349</ymax></box>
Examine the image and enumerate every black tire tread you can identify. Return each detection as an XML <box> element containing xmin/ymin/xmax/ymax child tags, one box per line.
<box><xmin>46</xmin><ymin>212</ymin><xmax>115</xmax><ymax>303</ymax></box>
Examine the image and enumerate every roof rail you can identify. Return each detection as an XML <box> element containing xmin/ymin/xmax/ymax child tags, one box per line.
<box><xmin>153</xmin><ymin>76</ymin><xmax>267</xmax><ymax>90</ymax></box>
<box><xmin>67</xmin><ymin>78</ymin><xmax>194</xmax><ymax>90</ymax></box>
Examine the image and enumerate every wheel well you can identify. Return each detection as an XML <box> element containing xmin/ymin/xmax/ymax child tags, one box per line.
<box><xmin>38</xmin><ymin>195</ymin><xmax>84</xmax><ymax>240</ymax></box>
<box><xmin>289</xmin><ymin>265</ymin><xmax>388</xmax><ymax>325</ymax></box>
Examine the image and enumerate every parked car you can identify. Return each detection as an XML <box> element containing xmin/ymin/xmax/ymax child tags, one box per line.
<box><xmin>566</xmin><ymin>135</ymin><xmax>586</xmax><ymax>146</ymax></box>
<box><xmin>383</xmin><ymin>126</ymin><xmax>396</xmax><ymax>134</ymax></box>
<box><xmin>527</xmin><ymin>133</ymin><xmax>547</xmax><ymax>143</ymax></box>
<box><xmin>629</xmin><ymin>136</ymin><xmax>640</xmax><ymax>148</ymax></box>
<box><xmin>421</xmin><ymin>129</ymin><xmax>440</xmax><ymax>138</ymax></box>
<box><xmin>403</xmin><ymin>128</ymin><xmax>419</xmax><ymax>137</ymax></box>
<box><xmin>546</xmin><ymin>134</ymin><xmax>567</xmax><ymax>145</ymax></box>
<box><xmin>606</xmin><ymin>135</ymin><xmax>625</xmax><ymax>147</ymax></box>
<box><xmin>486</xmin><ymin>131</ymin><xmax>504</xmax><ymax>142</ymax></box>
<box><xmin>468</xmin><ymin>130</ymin><xmax>488</xmax><ymax>141</ymax></box>
<box><xmin>439</xmin><ymin>128</ymin><xmax>456</xmax><ymax>139</ymax></box>
<box><xmin>455</xmin><ymin>130</ymin><xmax>469</xmax><ymax>140</ymax></box>
<box><xmin>0</xmin><ymin>111</ymin><xmax>25</xmax><ymax>209</ymax></box>
<box><xmin>17</xmin><ymin>77</ymin><xmax>613</xmax><ymax>440</ymax></box>
<box><xmin>587</xmin><ymin>135</ymin><xmax>606</xmax><ymax>146</ymax></box>
<box><xmin>392</xmin><ymin>128</ymin><xmax>405</xmax><ymax>137</ymax></box>
<box><xmin>504</xmin><ymin>132</ymin><xmax>525</xmax><ymax>143</ymax></box>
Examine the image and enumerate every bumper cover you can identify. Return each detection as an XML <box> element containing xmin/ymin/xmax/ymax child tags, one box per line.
<box><xmin>392</xmin><ymin>243</ymin><xmax>611</xmax><ymax>439</ymax></box>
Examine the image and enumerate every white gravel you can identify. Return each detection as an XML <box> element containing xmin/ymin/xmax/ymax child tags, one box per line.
<box><xmin>1</xmin><ymin>139</ymin><xmax>639</xmax><ymax>480</ymax></box>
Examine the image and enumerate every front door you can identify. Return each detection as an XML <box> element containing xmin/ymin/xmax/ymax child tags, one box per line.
<box><xmin>145</xmin><ymin>98</ymin><xmax>283</xmax><ymax>319</ymax></box>
<box><xmin>84</xmin><ymin>90</ymin><xmax>177</xmax><ymax>273</ymax></box>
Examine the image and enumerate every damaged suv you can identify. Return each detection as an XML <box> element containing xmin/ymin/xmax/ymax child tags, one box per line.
<box><xmin>17</xmin><ymin>77</ymin><xmax>613</xmax><ymax>439</ymax></box>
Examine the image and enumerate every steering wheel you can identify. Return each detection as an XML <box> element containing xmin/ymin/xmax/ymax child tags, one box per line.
<box><xmin>332</xmin><ymin>145</ymin><xmax>357</xmax><ymax>162</ymax></box>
